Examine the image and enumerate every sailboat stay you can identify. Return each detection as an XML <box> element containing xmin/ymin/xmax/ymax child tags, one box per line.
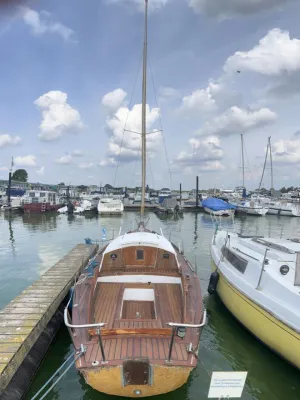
<box><xmin>64</xmin><ymin>1</ymin><xmax>205</xmax><ymax>397</ymax></box>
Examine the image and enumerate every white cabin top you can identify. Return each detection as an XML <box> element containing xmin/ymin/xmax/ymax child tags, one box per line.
<box><xmin>104</xmin><ymin>232</ymin><xmax>176</xmax><ymax>255</ymax></box>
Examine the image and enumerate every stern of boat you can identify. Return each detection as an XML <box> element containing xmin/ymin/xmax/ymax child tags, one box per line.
<box><xmin>81</xmin><ymin>361</ymin><xmax>192</xmax><ymax>397</ymax></box>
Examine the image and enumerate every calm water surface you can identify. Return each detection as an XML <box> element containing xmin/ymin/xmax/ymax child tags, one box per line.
<box><xmin>0</xmin><ymin>210</ymin><xmax>299</xmax><ymax>400</ymax></box>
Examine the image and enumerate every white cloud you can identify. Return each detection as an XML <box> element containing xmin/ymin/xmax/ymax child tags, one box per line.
<box><xmin>0</xmin><ymin>134</ymin><xmax>21</xmax><ymax>148</ymax></box>
<box><xmin>159</xmin><ymin>87</ymin><xmax>180</xmax><ymax>103</ymax></box>
<box><xmin>78</xmin><ymin>162</ymin><xmax>95</xmax><ymax>169</ymax></box>
<box><xmin>272</xmin><ymin>139</ymin><xmax>300</xmax><ymax>165</ymax></box>
<box><xmin>101</xmin><ymin>90</ymin><xmax>161</xmax><ymax>165</ymax></box>
<box><xmin>107</xmin><ymin>0</ymin><xmax>170</xmax><ymax>12</ymax></box>
<box><xmin>99</xmin><ymin>157</ymin><xmax>117</xmax><ymax>167</ymax></box>
<box><xmin>36</xmin><ymin>166</ymin><xmax>45</xmax><ymax>175</ymax></box>
<box><xmin>181</xmin><ymin>85</ymin><xmax>217</xmax><ymax>115</ymax></box>
<box><xmin>0</xmin><ymin>166</ymin><xmax>8</xmax><ymax>172</ymax></box>
<box><xmin>189</xmin><ymin>0</ymin><xmax>294</xmax><ymax>19</ymax></box>
<box><xmin>35</xmin><ymin>91</ymin><xmax>84</xmax><ymax>141</ymax></box>
<box><xmin>72</xmin><ymin>149</ymin><xmax>83</xmax><ymax>157</ymax></box>
<box><xmin>22</xmin><ymin>7</ymin><xmax>75</xmax><ymax>42</ymax></box>
<box><xmin>197</xmin><ymin>106</ymin><xmax>276</xmax><ymax>137</ymax></box>
<box><xmin>225</xmin><ymin>29</ymin><xmax>300</xmax><ymax>76</ymax></box>
<box><xmin>102</xmin><ymin>88</ymin><xmax>127</xmax><ymax>112</ymax></box>
<box><xmin>15</xmin><ymin>155</ymin><xmax>37</xmax><ymax>167</ymax></box>
<box><xmin>174</xmin><ymin>136</ymin><xmax>224</xmax><ymax>172</ymax></box>
<box><xmin>55</xmin><ymin>154</ymin><xmax>72</xmax><ymax>165</ymax></box>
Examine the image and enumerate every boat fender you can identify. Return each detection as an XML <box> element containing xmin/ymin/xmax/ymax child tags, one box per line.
<box><xmin>208</xmin><ymin>271</ymin><xmax>219</xmax><ymax>295</ymax></box>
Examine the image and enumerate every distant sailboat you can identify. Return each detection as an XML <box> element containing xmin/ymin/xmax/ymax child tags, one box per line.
<box><xmin>65</xmin><ymin>1</ymin><xmax>205</xmax><ymax>397</ymax></box>
<box><xmin>232</xmin><ymin>134</ymin><xmax>268</xmax><ymax>216</ymax></box>
<box><xmin>258</xmin><ymin>137</ymin><xmax>300</xmax><ymax>217</ymax></box>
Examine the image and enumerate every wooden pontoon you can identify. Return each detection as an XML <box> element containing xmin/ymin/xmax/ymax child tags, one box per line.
<box><xmin>65</xmin><ymin>0</ymin><xmax>205</xmax><ymax>396</ymax></box>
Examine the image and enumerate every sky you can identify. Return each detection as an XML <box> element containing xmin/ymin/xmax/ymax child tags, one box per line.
<box><xmin>1</xmin><ymin>0</ymin><xmax>300</xmax><ymax>190</ymax></box>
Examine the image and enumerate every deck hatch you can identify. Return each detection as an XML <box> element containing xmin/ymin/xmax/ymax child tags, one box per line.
<box><xmin>121</xmin><ymin>288</ymin><xmax>156</xmax><ymax>319</ymax></box>
<box><xmin>123</xmin><ymin>359</ymin><xmax>150</xmax><ymax>386</ymax></box>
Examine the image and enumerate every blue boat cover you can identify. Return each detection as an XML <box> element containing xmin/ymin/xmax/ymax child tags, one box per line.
<box><xmin>202</xmin><ymin>197</ymin><xmax>236</xmax><ymax>211</ymax></box>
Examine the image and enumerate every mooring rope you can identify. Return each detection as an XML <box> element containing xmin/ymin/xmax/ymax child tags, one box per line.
<box><xmin>30</xmin><ymin>351</ymin><xmax>84</xmax><ymax>400</ymax></box>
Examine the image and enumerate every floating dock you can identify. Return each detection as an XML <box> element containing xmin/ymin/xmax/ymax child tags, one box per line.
<box><xmin>0</xmin><ymin>244</ymin><xmax>97</xmax><ymax>399</ymax></box>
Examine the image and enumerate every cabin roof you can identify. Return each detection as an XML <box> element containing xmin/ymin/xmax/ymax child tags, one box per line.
<box><xmin>104</xmin><ymin>232</ymin><xmax>176</xmax><ymax>254</ymax></box>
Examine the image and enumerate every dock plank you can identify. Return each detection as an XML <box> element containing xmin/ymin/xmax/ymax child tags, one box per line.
<box><xmin>0</xmin><ymin>244</ymin><xmax>97</xmax><ymax>393</ymax></box>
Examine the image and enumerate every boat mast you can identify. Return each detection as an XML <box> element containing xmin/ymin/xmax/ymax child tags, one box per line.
<box><xmin>241</xmin><ymin>134</ymin><xmax>245</xmax><ymax>188</ymax></box>
<box><xmin>258</xmin><ymin>138</ymin><xmax>269</xmax><ymax>191</ymax></box>
<box><xmin>269</xmin><ymin>136</ymin><xmax>274</xmax><ymax>190</ymax></box>
<box><xmin>140</xmin><ymin>0</ymin><xmax>148</xmax><ymax>221</ymax></box>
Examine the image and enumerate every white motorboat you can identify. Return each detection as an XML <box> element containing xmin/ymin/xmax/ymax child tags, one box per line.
<box><xmin>232</xmin><ymin>199</ymin><xmax>268</xmax><ymax>216</ymax></box>
<box><xmin>2</xmin><ymin>197</ymin><xmax>22</xmax><ymax>212</ymax></box>
<box><xmin>203</xmin><ymin>207</ymin><xmax>235</xmax><ymax>217</ymax></box>
<box><xmin>158</xmin><ymin>188</ymin><xmax>172</xmax><ymax>204</ymax></box>
<box><xmin>267</xmin><ymin>200</ymin><xmax>300</xmax><ymax>217</ymax></box>
<box><xmin>98</xmin><ymin>197</ymin><xmax>124</xmax><ymax>215</ymax></box>
<box><xmin>202</xmin><ymin>197</ymin><xmax>236</xmax><ymax>217</ymax></box>
<box><xmin>209</xmin><ymin>230</ymin><xmax>300</xmax><ymax>369</ymax></box>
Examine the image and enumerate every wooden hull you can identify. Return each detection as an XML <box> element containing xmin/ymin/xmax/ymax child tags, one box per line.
<box><xmin>23</xmin><ymin>203</ymin><xmax>62</xmax><ymax>213</ymax></box>
<box><xmin>211</xmin><ymin>260</ymin><xmax>300</xmax><ymax>368</ymax></box>
<box><xmin>81</xmin><ymin>364</ymin><xmax>192</xmax><ymax>397</ymax></box>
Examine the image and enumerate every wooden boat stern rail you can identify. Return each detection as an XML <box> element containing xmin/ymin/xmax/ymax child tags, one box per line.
<box><xmin>166</xmin><ymin>309</ymin><xmax>207</xmax><ymax>361</ymax></box>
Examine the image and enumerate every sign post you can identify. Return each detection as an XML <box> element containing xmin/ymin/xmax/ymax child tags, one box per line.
<box><xmin>208</xmin><ymin>371</ymin><xmax>248</xmax><ymax>399</ymax></box>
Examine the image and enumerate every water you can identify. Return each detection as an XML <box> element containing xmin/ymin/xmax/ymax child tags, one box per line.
<box><xmin>0</xmin><ymin>210</ymin><xmax>299</xmax><ymax>400</ymax></box>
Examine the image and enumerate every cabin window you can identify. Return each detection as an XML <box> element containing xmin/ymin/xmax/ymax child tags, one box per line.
<box><xmin>221</xmin><ymin>246</ymin><xmax>248</xmax><ymax>274</ymax></box>
<box><xmin>136</xmin><ymin>249</ymin><xmax>144</xmax><ymax>260</ymax></box>
<box><xmin>29</xmin><ymin>192</ymin><xmax>35</xmax><ymax>197</ymax></box>
<box><xmin>40</xmin><ymin>192</ymin><xmax>46</xmax><ymax>197</ymax></box>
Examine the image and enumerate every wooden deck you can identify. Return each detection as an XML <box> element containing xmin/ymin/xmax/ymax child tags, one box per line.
<box><xmin>0</xmin><ymin>244</ymin><xmax>98</xmax><ymax>394</ymax></box>
<box><xmin>71</xmin><ymin>246</ymin><xmax>203</xmax><ymax>369</ymax></box>
<box><xmin>93</xmin><ymin>283</ymin><xmax>182</xmax><ymax>328</ymax></box>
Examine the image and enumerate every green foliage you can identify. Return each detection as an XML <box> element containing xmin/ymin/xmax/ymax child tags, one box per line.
<box><xmin>12</xmin><ymin>169</ymin><xmax>28</xmax><ymax>182</ymax></box>
<box><xmin>77</xmin><ymin>185</ymin><xmax>88</xmax><ymax>192</ymax></box>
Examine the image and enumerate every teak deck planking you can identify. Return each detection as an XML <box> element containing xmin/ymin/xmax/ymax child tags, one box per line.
<box><xmin>71</xmin><ymin>242</ymin><xmax>203</xmax><ymax>370</ymax></box>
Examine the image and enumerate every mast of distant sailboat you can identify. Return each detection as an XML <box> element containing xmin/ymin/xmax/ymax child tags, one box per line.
<box><xmin>241</xmin><ymin>133</ymin><xmax>245</xmax><ymax>189</ymax></box>
<box><xmin>259</xmin><ymin>136</ymin><xmax>274</xmax><ymax>191</ymax></box>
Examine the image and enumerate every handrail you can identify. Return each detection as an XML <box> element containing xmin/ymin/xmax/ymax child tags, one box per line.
<box><xmin>64</xmin><ymin>299</ymin><xmax>106</xmax><ymax>329</ymax></box>
<box><xmin>167</xmin><ymin>309</ymin><xmax>207</xmax><ymax>328</ymax></box>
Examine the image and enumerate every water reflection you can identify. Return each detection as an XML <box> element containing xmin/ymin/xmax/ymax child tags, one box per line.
<box><xmin>2</xmin><ymin>210</ymin><xmax>300</xmax><ymax>400</ymax></box>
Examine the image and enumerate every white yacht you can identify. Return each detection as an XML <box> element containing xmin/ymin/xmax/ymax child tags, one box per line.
<box><xmin>232</xmin><ymin>199</ymin><xmax>268</xmax><ymax>216</ymax></box>
<box><xmin>158</xmin><ymin>188</ymin><xmax>172</xmax><ymax>204</ymax></box>
<box><xmin>98</xmin><ymin>197</ymin><xmax>124</xmax><ymax>215</ymax></box>
<box><xmin>267</xmin><ymin>200</ymin><xmax>300</xmax><ymax>217</ymax></box>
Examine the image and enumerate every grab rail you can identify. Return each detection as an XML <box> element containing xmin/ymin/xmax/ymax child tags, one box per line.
<box><xmin>64</xmin><ymin>300</ymin><xmax>106</xmax><ymax>329</ymax></box>
<box><xmin>166</xmin><ymin>310</ymin><xmax>206</xmax><ymax>361</ymax></box>
<box><xmin>167</xmin><ymin>309</ymin><xmax>207</xmax><ymax>328</ymax></box>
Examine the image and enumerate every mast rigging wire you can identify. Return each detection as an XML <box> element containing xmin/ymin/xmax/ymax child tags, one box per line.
<box><xmin>113</xmin><ymin>50</ymin><xmax>143</xmax><ymax>187</ymax></box>
<box><xmin>148</xmin><ymin>58</ymin><xmax>173</xmax><ymax>189</ymax></box>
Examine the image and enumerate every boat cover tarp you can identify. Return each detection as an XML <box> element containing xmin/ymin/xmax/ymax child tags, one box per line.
<box><xmin>202</xmin><ymin>197</ymin><xmax>236</xmax><ymax>211</ymax></box>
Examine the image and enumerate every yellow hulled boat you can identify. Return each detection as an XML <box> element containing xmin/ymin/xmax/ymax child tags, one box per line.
<box><xmin>209</xmin><ymin>230</ymin><xmax>300</xmax><ymax>368</ymax></box>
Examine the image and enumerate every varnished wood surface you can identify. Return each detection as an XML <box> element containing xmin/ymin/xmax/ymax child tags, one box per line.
<box><xmin>88</xmin><ymin>328</ymin><xmax>172</xmax><ymax>337</ymax></box>
<box><xmin>71</xmin><ymin>238</ymin><xmax>204</xmax><ymax>370</ymax></box>
<box><xmin>122</xmin><ymin>301</ymin><xmax>155</xmax><ymax>319</ymax></box>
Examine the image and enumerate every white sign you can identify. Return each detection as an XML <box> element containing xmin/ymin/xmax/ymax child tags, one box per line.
<box><xmin>208</xmin><ymin>371</ymin><xmax>248</xmax><ymax>399</ymax></box>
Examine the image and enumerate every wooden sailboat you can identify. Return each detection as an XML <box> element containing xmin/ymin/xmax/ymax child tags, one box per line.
<box><xmin>64</xmin><ymin>1</ymin><xmax>205</xmax><ymax>397</ymax></box>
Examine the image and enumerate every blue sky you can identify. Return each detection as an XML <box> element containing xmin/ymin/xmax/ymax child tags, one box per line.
<box><xmin>1</xmin><ymin>0</ymin><xmax>300</xmax><ymax>190</ymax></box>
